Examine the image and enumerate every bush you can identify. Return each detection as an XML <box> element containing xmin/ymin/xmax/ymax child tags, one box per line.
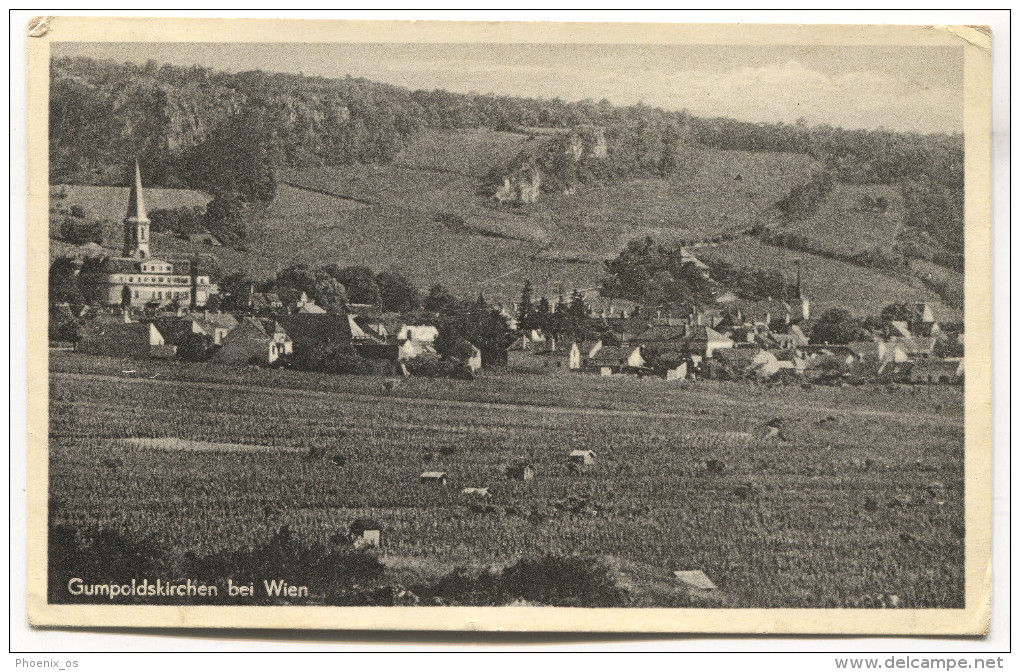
<box><xmin>187</xmin><ymin>524</ymin><xmax>385</xmax><ymax>605</ymax></box>
<box><xmin>60</xmin><ymin>217</ymin><xmax>103</xmax><ymax>245</ymax></box>
<box><xmin>499</xmin><ymin>553</ymin><xmax>627</xmax><ymax>607</ymax></box>
<box><xmin>50</xmin><ymin>523</ymin><xmax>386</xmax><ymax>605</ymax></box>
<box><xmin>149</xmin><ymin>206</ymin><xmax>206</xmax><ymax>235</ymax></box>
<box><xmin>49</xmin><ymin>524</ymin><xmax>167</xmax><ymax>603</ymax></box>
<box><xmin>178</xmin><ymin>333</ymin><xmax>215</xmax><ymax>362</ymax></box>
<box><xmin>291</xmin><ymin>342</ymin><xmax>367</xmax><ymax>375</ymax></box>
<box><xmin>406</xmin><ymin>355</ymin><xmax>473</xmax><ymax>380</ymax></box>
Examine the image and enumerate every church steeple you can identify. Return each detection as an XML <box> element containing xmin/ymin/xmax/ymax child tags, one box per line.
<box><xmin>123</xmin><ymin>160</ymin><xmax>151</xmax><ymax>259</ymax></box>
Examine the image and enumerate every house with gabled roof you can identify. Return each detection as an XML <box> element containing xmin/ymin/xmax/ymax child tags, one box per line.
<box><xmin>715</xmin><ymin>347</ymin><xmax>782</xmax><ymax>378</ymax></box>
<box><xmin>77</xmin><ymin>313</ymin><xmax>172</xmax><ymax>359</ymax></box>
<box><xmin>888</xmin><ymin>336</ymin><xmax>937</xmax><ymax>360</ymax></box>
<box><xmin>210</xmin><ymin>317</ymin><xmax>292</xmax><ymax>365</ymax></box>
<box><xmin>683</xmin><ymin>325</ymin><xmax>734</xmax><ymax>359</ymax></box>
<box><xmin>588</xmin><ymin>344</ymin><xmax>645</xmax><ymax>375</ymax></box>
<box><xmin>908</xmin><ymin>358</ymin><xmax>963</xmax><ymax>384</ymax></box>
<box><xmin>397</xmin><ymin>324</ymin><xmax>439</xmax><ymax>343</ymax></box>
<box><xmin>191</xmin><ymin>311</ymin><xmax>238</xmax><ymax>345</ymax></box>
<box><xmin>148</xmin><ymin>316</ymin><xmax>209</xmax><ymax>348</ymax></box>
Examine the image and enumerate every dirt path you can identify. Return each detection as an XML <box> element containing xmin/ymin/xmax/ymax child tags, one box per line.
<box><xmin>51</xmin><ymin>371</ymin><xmax>959</xmax><ymax>425</ymax></box>
<box><xmin>279</xmin><ymin>180</ymin><xmax>377</xmax><ymax>206</ymax></box>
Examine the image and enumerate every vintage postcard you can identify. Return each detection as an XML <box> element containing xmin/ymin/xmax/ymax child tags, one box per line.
<box><xmin>26</xmin><ymin>17</ymin><xmax>992</xmax><ymax>633</ymax></box>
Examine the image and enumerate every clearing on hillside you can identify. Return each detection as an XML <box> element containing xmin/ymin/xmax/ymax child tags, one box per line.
<box><xmin>698</xmin><ymin>237</ymin><xmax>963</xmax><ymax>319</ymax></box>
<box><xmin>780</xmin><ymin>182</ymin><xmax>906</xmax><ymax>257</ymax></box>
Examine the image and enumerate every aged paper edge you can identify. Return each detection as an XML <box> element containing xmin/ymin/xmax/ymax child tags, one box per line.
<box><xmin>25</xmin><ymin>16</ymin><xmax>993</xmax><ymax>634</ymax></box>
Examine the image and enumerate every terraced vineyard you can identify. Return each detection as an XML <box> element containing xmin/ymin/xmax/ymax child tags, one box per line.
<box><xmin>49</xmin><ymin>353</ymin><xmax>965</xmax><ymax>608</ymax></box>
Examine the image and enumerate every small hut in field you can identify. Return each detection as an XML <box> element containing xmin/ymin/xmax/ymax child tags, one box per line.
<box><xmin>505</xmin><ymin>462</ymin><xmax>536</xmax><ymax>481</ymax></box>
<box><xmin>420</xmin><ymin>471</ymin><xmax>448</xmax><ymax>486</ymax></box>
<box><xmin>569</xmin><ymin>449</ymin><xmax>597</xmax><ymax>466</ymax></box>
<box><xmin>349</xmin><ymin>518</ymin><xmax>383</xmax><ymax>548</ymax></box>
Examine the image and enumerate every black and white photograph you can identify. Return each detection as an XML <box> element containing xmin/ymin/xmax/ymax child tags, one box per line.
<box><xmin>26</xmin><ymin>16</ymin><xmax>993</xmax><ymax>634</ymax></box>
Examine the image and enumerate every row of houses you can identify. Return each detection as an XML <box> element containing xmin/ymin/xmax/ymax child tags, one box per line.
<box><xmin>500</xmin><ymin>300</ymin><xmax>963</xmax><ymax>384</ymax></box>
<box><xmin>67</xmin><ymin>307</ymin><xmax>484</xmax><ymax>372</ymax></box>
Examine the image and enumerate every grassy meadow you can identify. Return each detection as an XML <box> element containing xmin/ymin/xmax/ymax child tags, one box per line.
<box><xmin>49</xmin><ymin>352</ymin><xmax>964</xmax><ymax>608</ymax></box>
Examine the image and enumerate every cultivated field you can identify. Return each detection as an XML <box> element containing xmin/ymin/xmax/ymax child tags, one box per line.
<box><xmin>49</xmin><ymin>353</ymin><xmax>965</xmax><ymax>608</ymax></box>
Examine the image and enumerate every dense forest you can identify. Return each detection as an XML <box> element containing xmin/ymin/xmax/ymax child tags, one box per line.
<box><xmin>50</xmin><ymin>56</ymin><xmax>965</xmax><ymax>255</ymax></box>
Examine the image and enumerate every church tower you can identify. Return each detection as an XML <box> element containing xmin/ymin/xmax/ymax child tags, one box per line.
<box><xmin>122</xmin><ymin>160</ymin><xmax>151</xmax><ymax>259</ymax></box>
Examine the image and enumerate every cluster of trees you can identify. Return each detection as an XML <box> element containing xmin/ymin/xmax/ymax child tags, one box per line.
<box><xmin>422</xmin><ymin>285</ymin><xmax>515</xmax><ymax>366</ymax></box>
<box><xmin>600</xmin><ymin>237</ymin><xmax>797</xmax><ymax>306</ymax></box>
<box><xmin>513</xmin><ymin>281</ymin><xmax>602</xmax><ymax>342</ymax></box>
<box><xmin>220</xmin><ymin>264</ymin><xmax>422</xmax><ymax>315</ymax></box>
<box><xmin>805</xmin><ymin>302</ymin><xmax>962</xmax><ymax>356</ymax></box>
<box><xmin>56</xmin><ymin>204</ymin><xmax>104</xmax><ymax>245</ymax></box>
<box><xmin>776</xmin><ymin>170</ymin><xmax>834</xmax><ymax>220</ymax></box>
<box><xmin>599</xmin><ymin>237</ymin><xmax>716</xmax><ymax>307</ymax></box>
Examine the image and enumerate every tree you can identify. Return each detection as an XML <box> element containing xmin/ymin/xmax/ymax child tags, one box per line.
<box><xmin>121</xmin><ymin>285</ymin><xmax>132</xmax><ymax>308</ymax></box>
<box><xmin>435</xmin><ymin>330</ymin><xmax>476</xmax><ymax>362</ymax></box>
<box><xmin>203</xmin><ymin>192</ymin><xmax>246</xmax><ymax>244</ymax></box>
<box><xmin>811</xmin><ymin>308</ymin><xmax>865</xmax><ymax>345</ymax></box>
<box><xmin>49</xmin><ymin>257</ymin><xmax>83</xmax><ymax>305</ymax></box>
<box><xmin>423</xmin><ymin>284</ymin><xmax>461</xmax><ymax>315</ymax></box>
<box><xmin>180</xmin><ymin>107</ymin><xmax>282</xmax><ymax>203</ymax></box>
<box><xmin>178</xmin><ymin>333</ymin><xmax>214</xmax><ymax>362</ymax></box>
<box><xmin>148</xmin><ymin>206</ymin><xmax>205</xmax><ymax>235</ymax></box>
<box><xmin>217</xmin><ymin>272</ymin><xmax>254</xmax><ymax>310</ymax></box>
<box><xmin>534</xmin><ymin>296</ymin><xmax>552</xmax><ymax>333</ymax></box>
<box><xmin>310</xmin><ymin>272</ymin><xmax>348</xmax><ymax>314</ymax></box>
<box><xmin>375</xmin><ymin>271</ymin><xmax>420</xmax><ymax>312</ymax></box>
<box><xmin>517</xmin><ymin>280</ymin><xmax>535</xmax><ymax>331</ymax></box>
<box><xmin>567</xmin><ymin>290</ymin><xmax>587</xmax><ymax>318</ymax></box>
<box><xmin>327</xmin><ymin>265</ymin><xmax>380</xmax><ymax>305</ymax></box>
<box><xmin>60</xmin><ymin>217</ymin><xmax>104</xmax><ymax>245</ymax></box>
<box><xmin>880</xmin><ymin>302</ymin><xmax>915</xmax><ymax>324</ymax></box>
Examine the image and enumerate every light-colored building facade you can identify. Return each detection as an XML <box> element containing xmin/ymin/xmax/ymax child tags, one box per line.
<box><xmin>79</xmin><ymin>162</ymin><xmax>218</xmax><ymax>308</ymax></box>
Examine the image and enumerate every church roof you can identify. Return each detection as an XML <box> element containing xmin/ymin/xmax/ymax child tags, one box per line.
<box><xmin>125</xmin><ymin>160</ymin><xmax>149</xmax><ymax>224</ymax></box>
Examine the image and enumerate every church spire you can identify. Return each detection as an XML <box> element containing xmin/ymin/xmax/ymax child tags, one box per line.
<box><xmin>123</xmin><ymin>160</ymin><xmax>151</xmax><ymax>259</ymax></box>
<box><xmin>125</xmin><ymin>160</ymin><xmax>148</xmax><ymax>224</ymax></box>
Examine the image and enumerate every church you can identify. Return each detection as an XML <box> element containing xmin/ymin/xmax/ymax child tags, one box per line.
<box><xmin>79</xmin><ymin>162</ymin><xmax>218</xmax><ymax>308</ymax></box>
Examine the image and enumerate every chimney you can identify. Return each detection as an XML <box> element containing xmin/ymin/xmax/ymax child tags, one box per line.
<box><xmin>550</xmin><ymin>337</ymin><xmax>556</xmax><ymax>352</ymax></box>
<box><xmin>794</xmin><ymin>257</ymin><xmax>803</xmax><ymax>299</ymax></box>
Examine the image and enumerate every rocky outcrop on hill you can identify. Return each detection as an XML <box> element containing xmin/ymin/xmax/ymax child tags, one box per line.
<box><xmin>491</xmin><ymin>126</ymin><xmax>608</xmax><ymax>205</ymax></box>
<box><xmin>493</xmin><ymin>164</ymin><xmax>542</xmax><ymax>205</ymax></box>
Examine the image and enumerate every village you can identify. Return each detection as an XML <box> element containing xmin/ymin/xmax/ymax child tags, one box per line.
<box><xmin>50</xmin><ymin>163</ymin><xmax>965</xmax><ymax>389</ymax></box>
